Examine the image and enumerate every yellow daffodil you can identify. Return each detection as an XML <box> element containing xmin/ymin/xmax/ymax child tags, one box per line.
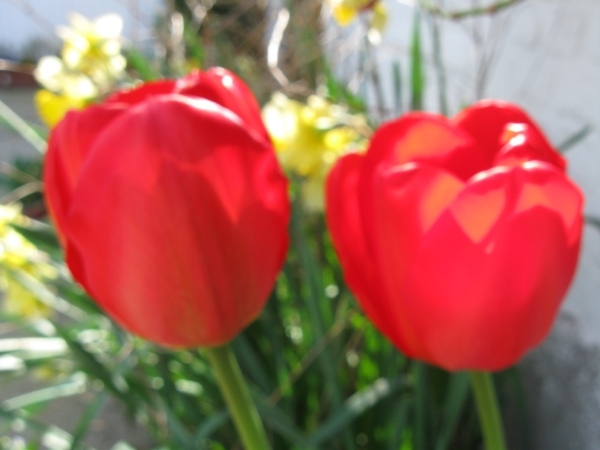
<box><xmin>34</xmin><ymin>89</ymin><xmax>86</xmax><ymax>128</ymax></box>
<box><xmin>0</xmin><ymin>205</ymin><xmax>56</xmax><ymax>319</ymax></box>
<box><xmin>33</xmin><ymin>13</ymin><xmax>126</xmax><ymax>127</ymax></box>
<box><xmin>328</xmin><ymin>0</ymin><xmax>388</xmax><ymax>44</ymax></box>
<box><xmin>57</xmin><ymin>13</ymin><xmax>126</xmax><ymax>89</ymax></box>
<box><xmin>263</xmin><ymin>93</ymin><xmax>370</xmax><ymax>211</ymax></box>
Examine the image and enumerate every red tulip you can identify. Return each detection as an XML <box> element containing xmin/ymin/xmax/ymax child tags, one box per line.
<box><xmin>326</xmin><ymin>100</ymin><xmax>583</xmax><ymax>371</ymax></box>
<box><xmin>44</xmin><ymin>68</ymin><xmax>290</xmax><ymax>347</ymax></box>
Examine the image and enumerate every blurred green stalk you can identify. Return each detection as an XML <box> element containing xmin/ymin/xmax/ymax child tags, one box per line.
<box><xmin>205</xmin><ymin>344</ymin><xmax>271</xmax><ymax>450</ymax></box>
<box><xmin>468</xmin><ymin>371</ymin><xmax>507</xmax><ymax>450</ymax></box>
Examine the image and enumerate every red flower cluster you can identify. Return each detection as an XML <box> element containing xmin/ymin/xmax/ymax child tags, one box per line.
<box><xmin>326</xmin><ymin>100</ymin><xmax>583</xmax><ymax>371</ymax></box>
<box><xmin>44</xmin><ymin>69</ymin><xmax>290</xmax><ymax>348</ymax></box>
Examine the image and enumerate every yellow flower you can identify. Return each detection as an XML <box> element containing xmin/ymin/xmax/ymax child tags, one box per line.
<box><xmin>328</xmin><ymin>0</ymin><xmax>388</xmax><ymax>44</ymax></box>
<box><xmin>58</xmin><ymin>13</ymin><xmax>126</xmax><ymax>89</ymax></box>
<box><xmin>34</xmin><ymin>89</ymin><xmax>86</xmax><ymax>128</ymax></box>
<box><xmin>0</xmin><ymin>205</ymin><xmax>56</xmax><ymax>319</ymax></box>
<box><xmin>3</xmin><ymin>277</ymin><xmax>51</xmax><ymax>319</ymax></box>
<box><xmin>263</xmin><ymin>93</ymin><xmax>369</xmax><ymax>211</ymax></box>
<box><xmin>33</xmin><ymin>13</ymin><xmax>126</xmax><ymax>126</ymax></box>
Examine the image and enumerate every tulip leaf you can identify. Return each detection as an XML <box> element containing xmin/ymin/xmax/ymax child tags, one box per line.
<box><xmin>410</xmin><ymin>9</ymin><xmax>425</xmax><ymax>111</ymax></box>
<box><xmin>53</xmin><ymin>326</ymin><xmax>136</xmax><ymax>411</ymax></box>
<box><xmin>290</xmin><ymin>203</ymin><xmax>355</xmax><ymax>449</ymax></box>
<box><xmin>435</xmin><ymin>372</ymin><xmax>471</xmax><ymax>450</ymax></box>
<box><xmin>69</xmin><ymin>391</ymin><xmax>108</xmax><ymax>450</ymax></box>
<box><xmin>304</xmin><ymin>377</ymin><xmax>405</xmax><ymax>448</ymax></box>
<box><xmin>389</xmin><ymin>393</ymin><xmax>412</xmax><ymax>450</ymax></box>
<box><xmin>414</xmin><ymin>362</ymin><xmax>430</xmax><ymax>450</ymax></box>
<box><xmin>0</xmin><ymin>406</ymin><xmax>48</xmax><ymax>433</ymax></box>
<box><xmin>52</xmin><ymin>277</ymin><xmax>104</xmax><ymax>317</ymax></box>
<box><xmin>232</xmin><ymin>334</ymin><xmax>274</xmax><ymax>394</ymax></box>
<box><xmin>193</xmin><ymin>409</ymin><xmax>229</xmax><ymax>442</ymax></box>
<box><xmin>252</xmin><ymin>393</ymin><xmax>310</xmax><ymax>446</ymax></box>
<box><xmin>10</xmin><ymin>222</ymin><xmax>61</xmax><ymax>257</ymax></box>
<box><xmin>163</xmin><ymin>403</ymin><xmax>197</xmax><ymax>450</ymax></box>
<box><xmin>2</xmin><ymin>375</ymin><xmax>85</xmax><ymax>411</ymax></box>
<box><xmin>7</xmin><ymin>269</ymin><xmax>88</xmax><ymax>321</ymax></box>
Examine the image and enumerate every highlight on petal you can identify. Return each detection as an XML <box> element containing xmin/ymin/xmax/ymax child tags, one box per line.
<box><xmin>449</xmin><ymin>168</ymin><xmax>509</xmax><ymax>244</ymax></box>
<box><xmin>494</xmin><ymin>123</ymin><xmax>566</xmax><ymax>171</ymax></box>
<box><xmin>453</xmin><ymin>99</ymin><xmax>554</xmax><ymax>165</ymax></box>
<box><xmin>362</xmin><ymin>113</ymin><xmax>482</xmax><ymax>182</ymax></box>
<box><xmin>176</xmin><ymin>68</ymin><xmax>270</xmax><ymax>142</ymax></box>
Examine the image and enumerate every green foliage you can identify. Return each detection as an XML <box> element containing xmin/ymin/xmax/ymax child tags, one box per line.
<box><xmin>410</xmin><ymin>10</ymin><xmax>425</xmax><ymax>111</ymax></box>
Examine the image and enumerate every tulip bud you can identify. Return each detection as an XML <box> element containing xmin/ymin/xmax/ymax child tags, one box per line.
<box><xmin>326</xmin><ymin>100</ymin><xmax>583</xmax><ymax>371</ymax></box>
<box><xmin>44</xmin><ymin>69</ymin><xmax>290</xmax><ymax>348</ymax></box>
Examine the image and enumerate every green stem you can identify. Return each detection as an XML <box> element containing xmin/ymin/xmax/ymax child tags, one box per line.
<box><xmin>205</xmin><ymin>344</ymin><xmax>271</xmax><ymax>450</ymax></box>
<box><xmin>468</xmin><ymin>371</ymin><xmax>507</xmax><ymax>450</ymax></box>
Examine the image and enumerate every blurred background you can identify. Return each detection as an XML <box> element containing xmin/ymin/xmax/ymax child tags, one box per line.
<box><xmin>0</xmin><ymin>0</ymin><xmax>598</xmax><ymax>449</ymax></box>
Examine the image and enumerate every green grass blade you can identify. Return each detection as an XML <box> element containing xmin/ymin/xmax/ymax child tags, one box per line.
<box><xmin>69</xmin><ymin>391</ymin><xmax>108</xmax><ymax>450</ymax></box>
<box><xmin>506</xmin><ymin>367</ymin><xmax>532</xmax><ymax>450</ymax></box>
<box><xmin>435</xmin><ymin>372</ymin><xmax>470</xmax><ymax>450</ymax></box>
<box><xmin>414</xmin><ymin>362</ymin><xmax>430</xmax><ymax>450</ymax></box>
<box><xmin>2</xmin><ymin>376</ymin><xmax>86</xmax><ymax>411</ymax></box>
<box><xmin>557</xmin><ymin>124</ymin><xmax>592</xmax><ymax>153</ymax></box>
<box><xmin>54</xmin><ymin>326</ymin><xmax>135</xmax><ymax>410</ymax></box>
<box><xmin>252</xmin><ymin>393</ymin><xmax>309</xmax><ymax>446</ymax></box>
<box><xmin>392</xmin><ymin>61</ymin><xmax>403</xmax><ymax>117</ymax></box>
<box><xmin>389</xmin><ymin>393</ymin><xmax>412</xmax><ymax>450</ymax></box>
<box><xmin>162</xmin><ymin>402</ymin><xmax>196</xmax><ymax>450</ymax></box>
<box><xmin>7</xmin><ymin>269</ymin><xmax>87</xmax><ymax>321</ymax></box>
<box><xmin>194</xmin><ymin>409</ymin><xmax>229</xmax><ymax>442</ymax></box>
<box><xmin>10</xmin><ymin>222</ymin><xmax>61</xmax><ymax>257</ymax></box>
<box><xmin>232</xmin><ymin>334</ymin><xmax>274</xmax><ymax>394</ymax></box>
<box><xmin>0</xmin><ymin>99</ymin><xmax>47</xmax><ymax>154</ymax></box>
<box><xmin>290</xmin><ymin>203</ymin><xmax>354</xmax><ymax>449</ymax></box>
<box><xmin>410</xmin><ymin>10</ymin><xmax>425</xmax><ymax>111</ymax></box>
<box><xmin>305</xmin><ymin>377</ymin><xmax>405</xmax><ymax>448</ymax></box>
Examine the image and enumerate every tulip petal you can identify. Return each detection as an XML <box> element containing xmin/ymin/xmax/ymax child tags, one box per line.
<box><xmin>326</xmin><ymin>153</ymin><xmax>401</xmax><ymax>350</ymax></box>
<box><xmin>64</xmin><ymin>96</ymin><xmax>289</xmax><ymax>347</ymax></box>
<box><xmin>493</xmin><ymin>124</ymin><xmax>566</xmax><ymax>171</ymax></box>
<box><xmin>359</xmin><ymin>114</ymin><xmax>482</xmax><ymax>194</ymax></box>
<box><xmin>454</xmin><ymin>99</ymin><xmax>556</xmax><ymax>167</ymax></box>
<box><xmin>176</xmin><ymin>68</ymin><xmax>270</xmax><ymax>143</ymax></box>
<box><xmin>405</xmin><ymin>163</ymin><xmax>582</xmax><ymax>370</ymax></box>
<box><xmin>368</xmin><ymin>163</ymin><xmax>463</xmax><ymax>359</ymax></box>
<box><xmin>44</xmin><ymin>104</ymin><xmax>126</xmax><ymax>243</ymax></box>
